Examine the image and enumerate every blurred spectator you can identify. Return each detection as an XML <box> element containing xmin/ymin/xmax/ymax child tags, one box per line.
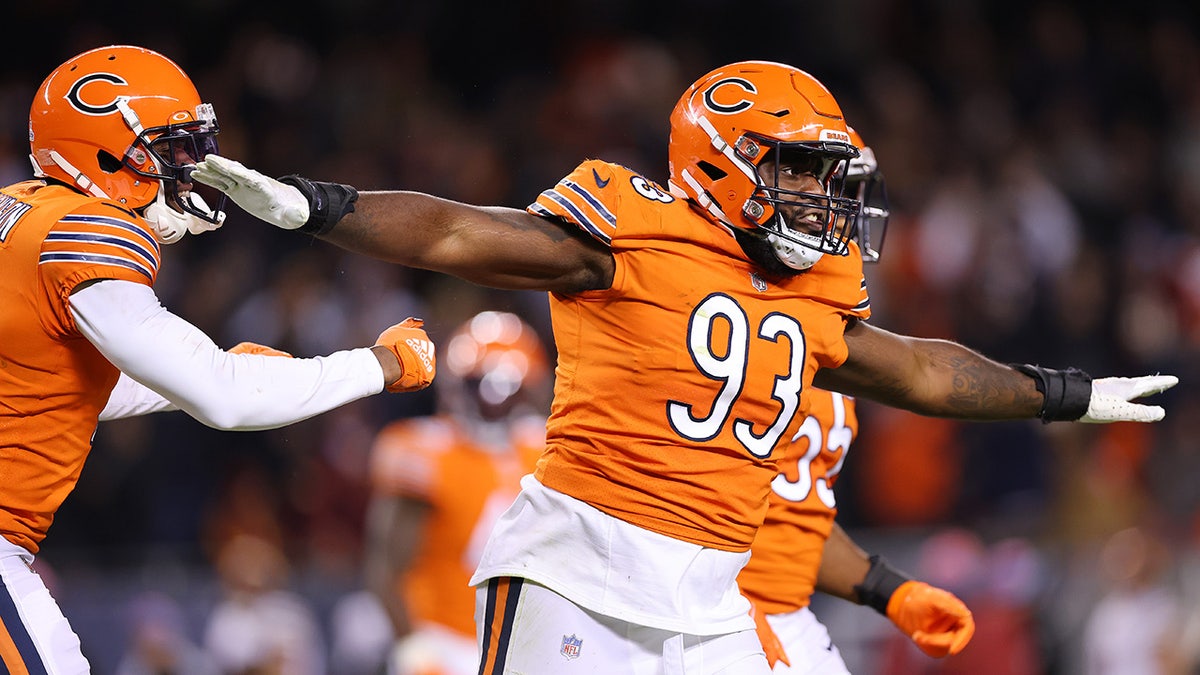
<box><xmin>202</xmin><ymin>535</ymin><xmax>326</xmax><ymax>675</ymax></box>
<box><xmin>1082</xmin><ymin>526</ymin><xmax>1183</xmax><ymax>675</ymax></box>
<box><xmin>116</xmin><ymin>592</ymin><xmax>219</xmax><ymax>675</ymax></box>
<box><xmin>7</xmin><ymin>2</ymin><xmax>1194</xmax><ymax>673</ymax></box>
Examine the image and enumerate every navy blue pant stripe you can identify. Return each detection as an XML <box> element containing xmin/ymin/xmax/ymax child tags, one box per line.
<box><xmin>0</xmin><ymin>574</ymin><xmax>49</xmax><ymax>675</ymax></box>
<box><xmin>478</xmin><ymin>577</ymin><xmax>525</xmax><ymax>675</ymax></box>
<box><xmin>477</xmin><ymin>578</ymin><xmax>500</xmax><ymax>675</ymax></box>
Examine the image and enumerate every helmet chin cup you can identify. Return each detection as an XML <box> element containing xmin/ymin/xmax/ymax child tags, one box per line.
<box><xmin>143</xmin><ymin>188</ymin><xmax>188</xmax><ymax>244</ymax></box>
<box><xmin>768</xmin><ymin>231</ymin><xmax>824</xmax><ymax>270</ymax></box>
<box><xmin>143</xmin><ymin>184</ymin><xmax>225</xmax><ymax>244</ymax></box>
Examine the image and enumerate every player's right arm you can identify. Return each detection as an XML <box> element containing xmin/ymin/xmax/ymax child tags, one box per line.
<box><xmin>192</xmin><ymin>155</ymin><xmax>615</xmax><ymax>295</ymax></box>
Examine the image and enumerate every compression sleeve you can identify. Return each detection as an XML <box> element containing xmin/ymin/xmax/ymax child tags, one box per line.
<box><xmin>70</xmin><ymin>279</ymin><xmax>385</xmax><ymax>431</ymax></box>
<box><xmin>99</xmin><ymin>372</ymin><xmax>178</xmax><ymax>420</ymax></box>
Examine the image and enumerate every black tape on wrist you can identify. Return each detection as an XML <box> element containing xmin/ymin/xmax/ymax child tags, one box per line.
<box><xmin>278</xmin><ymin>175</ymin><xmax>359</xmax><ymax>236</ymax></box>
<box><xmin>854</xmin><ymin>555</ymin><xmax>911</xmax><ymax>615</ymax></box>
<box><xmin>1011</xmin><ymin>363</ymin><xmax>1093</xmax><ymax>423</ymax></box>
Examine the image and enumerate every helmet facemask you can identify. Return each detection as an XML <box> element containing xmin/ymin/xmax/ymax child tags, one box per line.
<box><xmin>121</xmin><ymin>100</ymin><xmax>226</xmax><ymax>230</ymax></box>
<box><xmin>840</xmin><ymin>146</ymin><xmax>890</xmax><ymax>263</ymax></box>
<box><xmin>744</xmin><ymin>138</ymin><xmax>861</xmax><ymax>271</ymax></box>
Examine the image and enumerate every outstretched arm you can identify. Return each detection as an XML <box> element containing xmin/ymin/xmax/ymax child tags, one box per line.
<box><xmin>815</xmin><ymin>320</ymin><xmax>1176</xmax><ymax>422</ymax></box>
<box><xmin>192</xmin><ymin>156</ymin><xmax>614</xmax><ymax>294</ymax></box>
<box><xmin>814</xmin><ymin>320</ymin><xmax>1041</xmax><ymax>419</ymax></box>
<box><xmin>72</xmin><ymin>280</ymin><xmax>430</xmax><ymax>430</ymax></box>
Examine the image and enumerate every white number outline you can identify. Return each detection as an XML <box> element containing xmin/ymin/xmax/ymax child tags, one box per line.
<box><xmin>771</xmin><ymin>392</ymin><xmax>852</xmax><ymax>508</ymax></box>
<box><xmin>667</xmin><ymin>294</ymin><xmax>806</xmax><ymax>458</ymax></box>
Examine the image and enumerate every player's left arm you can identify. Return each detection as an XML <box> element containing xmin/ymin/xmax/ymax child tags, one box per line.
<box><xmin>99</xmin><ymin>341</ymin><xmax>290</xmax><ymax>420</ymax></box>
<box><xmin>814</xmin><ymin>319</ymin><xmax>1177</xmax><ymax>423</ymax></box>
<box><xmin>817</xmin><ymin>523</ymin><xmax>974</xmax><ymax>658</ymax></box>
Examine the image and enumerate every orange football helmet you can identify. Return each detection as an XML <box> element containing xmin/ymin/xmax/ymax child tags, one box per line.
<box><xmin>668</xmin><ymin>61</ymin><xmax>860</xmax><ymax>270</ymax></box>
<box><xmin>28</xmin><ymin>45</ymin><xmax>221</xmax><ymax>224</ymax></box>
<box><xmin>845</xmin><ymin>127</ymin><xmax>890</xmax><ymax>262</ymax></box>
<box><xmin>440</xmin><ymin>311</ymin><xmax>551</xmax><ymax>425</ymax></box>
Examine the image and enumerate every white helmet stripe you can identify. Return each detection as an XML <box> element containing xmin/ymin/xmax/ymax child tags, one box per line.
<box><xmin>48</xmin><ymin>150</ymin><xmax>108</xmax><ymax>198</ymax></box>
<box><xmin>695</xmin><ymin>115</ymin><xmax>759</xmax><ymax>184</ymax></box>
<box><xmin>677</xmin><ymin>169</ymin><xmax>735</xmax><ymax>235</ymax></box>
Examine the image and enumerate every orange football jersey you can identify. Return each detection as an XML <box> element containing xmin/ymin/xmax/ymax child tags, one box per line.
<box><xmin>739</xmin><ymin>388</ymin><xmax>858</xmax><ymax>614</ymax></box>
<box><xmin>0</xmin><ymin>180</ymin><xmax>161</xmax><ymax>553</ymax></box>
<box><xmin>528</xmin><ymin>160</ymin><xmax>870</xmax><ymax>552</ymax></box>
<box><xmin>370</xmin><ymin>415</ymin><xmax>544</xmax><ymax>637</ymax></box>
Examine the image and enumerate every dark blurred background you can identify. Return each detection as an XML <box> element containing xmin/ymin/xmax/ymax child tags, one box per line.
<box><xmin>4</xmin><ymin>1</ymin><xmax>1198</xmax><ymax>673</ymax></box>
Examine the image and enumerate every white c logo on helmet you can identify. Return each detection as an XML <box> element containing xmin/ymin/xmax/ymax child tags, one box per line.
<box><xmin>66</xmin><ymin>73</ymin><xmax>127</xmax><ymax>116</ymax></box>
<box><xmin>703</xmin><ymin>77</ymin><xmax>756</xmax><ymax>115</ymax></box>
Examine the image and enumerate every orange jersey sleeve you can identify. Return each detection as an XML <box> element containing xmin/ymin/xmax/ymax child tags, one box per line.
<box><xmin>738</xmin><ymin>389</ymin><xmax>858</xmax><ymax>613</ymax></box>
<box><xmin>369</xmin><ymin>416</ymin><xmax>539</xmax><ymax>637</ymax></box>
<box><xmin>0</xmin><ymin>181</ymin><xmax>162</xmax><ymax>553</ymax></box>
<box><xmin>529</xmin><ymin>160</ymin><xmax>870</xmax><ymax>552</ymax></box>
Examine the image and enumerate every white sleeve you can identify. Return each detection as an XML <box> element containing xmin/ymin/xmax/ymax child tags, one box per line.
<box><xmin>71</xmin><ymin>279</ymin><xmax>386</xmax><ymax>431</ymax></box>
<box><xmin>99</xmin><ymin>371</ymin><xmax>178</xmax><ymax>420</ymax></box>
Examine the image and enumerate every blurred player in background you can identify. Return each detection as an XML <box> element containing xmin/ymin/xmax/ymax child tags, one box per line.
<box><xmin>366</xmin><ymin>311</ymin><xmax>551</xmax><ymax>675</ymax></box>
<box><xmin>195</xmin><ymin>60</ymin><xmax>1175</xmax><ymax>672</ymax></box>
<box><xmin>744</xmin><ymin>130</ymin><xmax>972</xmax><ymax>673</ymax></box>
<box><xmin>0</xmin><ymin>45</ymin><xmax>435</xmax><ymax>673</ymax></box>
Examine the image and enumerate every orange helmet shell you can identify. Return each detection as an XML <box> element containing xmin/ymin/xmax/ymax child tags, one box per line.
<box><xmin>668</xmin><ymin>61</ymin><xmax>856</xmax><ymax>232</ymax></box>
<box><xmin>441</xmin><ymin>311</ymin><xmax>551</xmax><ymax>421</ymax></box>
<box><xmin>29</xmin><ymin>45</ymin><xmax>207</xmax><ymax>208</ymax></box>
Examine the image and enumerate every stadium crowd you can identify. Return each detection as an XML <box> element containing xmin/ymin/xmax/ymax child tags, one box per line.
<box><xmin>1</xmin><ymin>1</ymin><xmax>1196</xmax><ymax>672</ymax></box>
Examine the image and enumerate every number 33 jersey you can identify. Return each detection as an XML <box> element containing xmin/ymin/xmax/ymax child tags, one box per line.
<box><xmin>528</xmin><ymin>160</ymin><xmax>870</xmax><ymax>553</ymax></box>
<box><xmin>739</xmin><ymin>388</ymin><xmax>858</xmax><ymax>614</ymax></box>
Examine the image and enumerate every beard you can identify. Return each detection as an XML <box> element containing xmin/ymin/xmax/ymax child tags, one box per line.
<box><xmin>733</xmin><ymin>227</ymin><xmax>809</xmax><ymax>280</ymax></box>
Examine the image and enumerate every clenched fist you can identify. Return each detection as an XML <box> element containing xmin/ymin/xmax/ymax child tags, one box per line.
<box><xmin>887</xmin><ymin>580</ymin><xmax>975</xmax><ymax>658</ymax></box>
<box><xmin>374</xmin><ymin>318</ymin><xmax>436</xmax><ymax>393</ymax></box>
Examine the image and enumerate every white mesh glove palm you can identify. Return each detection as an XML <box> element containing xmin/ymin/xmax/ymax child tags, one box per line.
<box><xmin>191</xmin><ymin>155</ymin><xmax>310</xmax><ymax>230</ymax></box>
<box><xmin>1080</xmin><ymin>375</ymin><xmax>1178</xmax><ymax>423</ymax></box>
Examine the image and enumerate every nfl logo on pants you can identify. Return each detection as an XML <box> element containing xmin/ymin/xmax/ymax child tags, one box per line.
<box><xmin>560</xmin><ymin>634</ymin><xmax>583</xmax><ymax>660</ymax></box>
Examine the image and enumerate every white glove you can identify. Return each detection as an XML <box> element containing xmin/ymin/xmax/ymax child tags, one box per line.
<box><xmin>191</xmin><ymin>154</ymin><xmax>310</xmax><ymax>230</ymax></box>
<box><xmin>1080</xmin><ymin>375</ymin><xmax>1178</xmax><ymax>423</ymax></box>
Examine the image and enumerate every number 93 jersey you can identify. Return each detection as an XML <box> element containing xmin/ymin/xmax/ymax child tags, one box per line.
<box><xmin>528</xmin><ymin>160</ymin><xmax>869</xmax><ymax>552</ymax></box>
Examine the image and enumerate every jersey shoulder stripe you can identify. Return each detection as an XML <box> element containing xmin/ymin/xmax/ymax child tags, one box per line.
<box><xmin>38</xmin><ymin>252</ymin><xmax>153</xmax><ymax>280</ymax></box>
<box><xmin>854</xmin><ymin>279</ymin><xmax>870</xmax><ymax>313</ymax></box>
<box><xmin>44</xmin><ymin>231</ymin><xmax>158</xmax><ymax>274</ymax></box>
<box><xmin>533</xmin><ymin>188</ymin><xmax>612</xmax><ymax>246</ymax></box>
<box><xmin>40</xmin><ymin>211</ymin><xmax>161</xmax><ymax>283</ymax></box>
<box><xmin>60</xmin><ymin>214</ymin><xmax>160</xmax><ymax>256</ymax></box>
<box><xmin>562</xmin><ymin>179</ymin><xmax>617</xmax><ymax>229</ymax></box>
<box><xmin>527</xmin><ymin>160</ymin><xmax>630</xmax><ymax>247</ymax></box>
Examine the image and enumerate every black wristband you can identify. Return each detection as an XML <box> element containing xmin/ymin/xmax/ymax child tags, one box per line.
<box><xmin>853</xmin><ymin>555</ymin><xmax>911</xmax><ymax>615</ymax></box>
<box><xmin>1011</xmin><ymin>363</ymin><xmax>1093</xmax><ymax>423</ymax></box>
<box><xmin>278</xmin><ymin>175</ymin><xmax>359</xmax><ymax>236</ymax></box>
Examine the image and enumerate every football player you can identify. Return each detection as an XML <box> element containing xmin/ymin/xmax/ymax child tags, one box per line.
<box><xmin>742</xmin><ymin>129</ymin><xmax>974</xmax><ymax>674</ymax></box>
<box><xmin>365</xmin><ymin>311</ymin><xmax>550</xmax><ymax>675</ymax></box>
<box><xmin>193</xmin><ymin>60</ymin><xmax>1176</xmax><ymax>672</ymax></box>
<box><xmin>0</xmin><ymin>45</ymin><xmax>436</xmax><ymax>673</ymax></box>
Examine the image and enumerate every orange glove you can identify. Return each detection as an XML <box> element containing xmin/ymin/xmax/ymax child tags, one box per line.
<box><xmin>229</xmin><ymin>341</ymin><xmax>293</xmax><ymax>357</ymax></box>
<box><xmin>749</xmin><ymin>601</ymin><xmax>790</xmax><ymax>669</ymax></box>
<box><xmin>886</xmin><ymin>580</ymin><xmax>975</xmax><ymax>658</ymax></box>
<box><xmin>375</xmin><ymin>318</ymin><xmax>436</xmax><ymax>393</ymax></box>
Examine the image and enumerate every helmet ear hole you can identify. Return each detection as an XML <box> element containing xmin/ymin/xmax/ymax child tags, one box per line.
<box><xmin>97</xmin><ymin>150</ymin><xmax>123</xmax><ymax>174</ymax></box>
<box><xmin>697</xmin><ymin>161</ymin><xmax>726</xmax><ymax>181</ymax></box>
